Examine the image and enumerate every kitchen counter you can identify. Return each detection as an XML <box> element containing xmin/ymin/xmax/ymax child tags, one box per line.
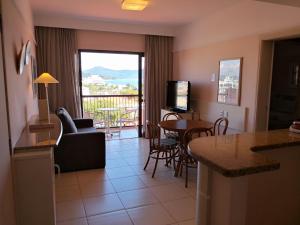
<box><xmin>188</xmin><ymin>129</ymin><xmax>300</xmax><ymax>177</ymax></box>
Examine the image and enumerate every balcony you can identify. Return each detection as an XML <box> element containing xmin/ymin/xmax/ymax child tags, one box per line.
<box><xmin>82</xmin><ymin>95</ymin><xmax>141</xmax><ymax>138</ymax></box>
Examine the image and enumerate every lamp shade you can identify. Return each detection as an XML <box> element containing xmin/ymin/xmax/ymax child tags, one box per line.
<box><xmin>34</xmin><ymin>73</ymin><xmax>59</xmax><ymax>84</ymax></box>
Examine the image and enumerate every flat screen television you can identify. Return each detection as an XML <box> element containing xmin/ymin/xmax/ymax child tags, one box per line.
<box><xmin>166</xmin><ymin>81</ymin><xmax>191</xmax><ymax>113</ymax></box>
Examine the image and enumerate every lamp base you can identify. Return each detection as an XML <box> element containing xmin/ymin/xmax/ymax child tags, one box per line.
<box><xmin>38</xmin><ymin>99</ymin><xmax>49</xmax><ymax>121</ymax></box>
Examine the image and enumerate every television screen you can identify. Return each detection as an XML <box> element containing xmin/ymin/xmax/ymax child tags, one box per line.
<box><xmin>167</xmin><ymin>81</ymin><xmax>190</xmax><ymax>112</ymax></box>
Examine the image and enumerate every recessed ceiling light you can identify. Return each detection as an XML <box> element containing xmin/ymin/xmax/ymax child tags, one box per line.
<box><xmin>122</xmin><ymin>0</ymin><xmax>149</xmax><ymax>11</ymax></box>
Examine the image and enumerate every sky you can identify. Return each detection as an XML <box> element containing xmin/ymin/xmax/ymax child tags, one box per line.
<box><xmin>80</xmin><ymin>52</ymin><xmax>140</xmax><ymax>70</ymax></box>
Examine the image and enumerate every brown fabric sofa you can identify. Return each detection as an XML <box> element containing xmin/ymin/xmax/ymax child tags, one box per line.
<box><xmin>55</xmin><ymin>107</ymin><xmax>106</xmax><ymax>172</ymax></box>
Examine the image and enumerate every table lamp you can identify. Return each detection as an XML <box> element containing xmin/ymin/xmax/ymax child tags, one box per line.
<box><xmin>34</xmin><ymin>73</ymin><xmax>59</xmax><ymax>122</ymax></box>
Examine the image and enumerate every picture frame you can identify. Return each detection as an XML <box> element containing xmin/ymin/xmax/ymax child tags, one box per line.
<box><xmin>217</xmin><ymin>58</ymin><xmax>243</xmax><ymax>106</ymax></box>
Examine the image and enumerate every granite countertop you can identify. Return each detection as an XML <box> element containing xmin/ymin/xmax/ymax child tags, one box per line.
<box><xmin>188</xmin><ymin>129</ymin><xmax>300</xmax><ymax>177</ymax></box>
<box><xmin>14</xmin><ymin>114</ymin><xmax>62</xmax><ymax>153</ymax></box>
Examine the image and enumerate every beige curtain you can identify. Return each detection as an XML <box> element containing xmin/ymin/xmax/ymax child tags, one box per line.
<box><xmin>144</xmin><ymin>35</ymin><xmax>174</xmax><ymax>132</ymax></box>
<box><xmin>35</xmin><ymin>26</ymin><xmax>81</xmax><ymax>118</ymax></box>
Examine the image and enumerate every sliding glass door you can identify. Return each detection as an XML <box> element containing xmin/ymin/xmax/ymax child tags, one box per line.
<box><xmin>79</xmin><ymin>50</ymin><xmax>144</xmax><ymax>138</ymax></box>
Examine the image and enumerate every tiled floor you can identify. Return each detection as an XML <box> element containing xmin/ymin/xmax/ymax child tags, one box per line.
<box><xmin>55</xmin><ymin>138</ymin><xmax>197</xmax><ymax>225</ymax></box>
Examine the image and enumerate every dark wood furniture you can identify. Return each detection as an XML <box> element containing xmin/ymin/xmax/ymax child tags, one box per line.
<box><xmin>159</xmin><ymin>119</ymin><xmax>213</xmax><ymax>178</ymax></box>
<box><xmin>180</xmin><ymin>128</ymin><xmax>210</xmax><ymax>187</ymax></box>
<box><xmin>144</xmin><ymin>121</ymin><xmax>177</xmax><ymax>178</ymax></box>
<box><xmin>162</xmin><ymin>112</ymin><xmax>183</xmax><ymax>140</ymax></box>
<box><xmin>213</xmin><ymin>117</ymin><xmax>229</xmax><ymax>135</ymax></box>
<box><xmin>159</xmin><ymin>119</ymin><xmax>213</xmax><ymax>142</ymax></box>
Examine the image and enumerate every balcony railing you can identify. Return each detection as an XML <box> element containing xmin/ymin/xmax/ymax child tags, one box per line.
<box><xmin>82</xmin><ymin>95</ymin><xmax>140</xmax><ymax>128</ymax></box>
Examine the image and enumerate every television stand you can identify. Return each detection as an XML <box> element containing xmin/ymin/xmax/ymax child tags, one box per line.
<box><xmin>161</xmin><ymin>108</ymin><xmax>200</xmax><ymax>121</ymax></box>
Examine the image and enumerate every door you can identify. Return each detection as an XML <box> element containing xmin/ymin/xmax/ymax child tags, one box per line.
<box><xmin>268</xmin><ymin>38</ymin><xmax>300</xmax><ymax>130</ymax></box>
<box><xmin>79</xmin><ymin>50</ymin><xmax>144</xmax><ymax>138</ymax></box>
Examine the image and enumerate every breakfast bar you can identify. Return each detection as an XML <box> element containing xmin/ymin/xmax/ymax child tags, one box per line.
<box><xmin>188</xmin><ymin>129</ymin><xmax>300</xmax><ymax>225</ymax></box>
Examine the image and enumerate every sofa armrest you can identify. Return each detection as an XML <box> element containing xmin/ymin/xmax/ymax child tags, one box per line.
<box><xmin>73</xmin><ymin>118</ymin><xmax>94</xmax><ymax>128</ymax></box>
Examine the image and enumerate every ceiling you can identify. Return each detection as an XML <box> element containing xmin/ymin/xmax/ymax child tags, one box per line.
<box><xmin>29</xmin><ymin>0</ymin><xmax>242</xmax><ymax>26</ymax></box>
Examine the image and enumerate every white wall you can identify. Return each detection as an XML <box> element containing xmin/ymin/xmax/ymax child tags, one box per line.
<box><xmin>0</xmin><ymin>0</ymin><xmax>36</xmax><ymax>223</ymax></box>
<box><xmin>174</xmin><ymin>0</ymin><xmax>300</xmax><ymax>131</ymax></box>
<box><xmin>2</xmin><ymin>0</ymin><xmax>38</xmax><ymax>147</ymax></box>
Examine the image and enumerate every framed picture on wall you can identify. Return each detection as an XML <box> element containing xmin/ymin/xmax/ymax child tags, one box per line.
<box><xmin>217</xmin><ymin>58</ymin><xmax>243</xmax><ymax>106</ymax></box>
<box><xmin>31</xmin><ymin>56</ymin><xmax>38</xmax><ymax>97</ymax></box>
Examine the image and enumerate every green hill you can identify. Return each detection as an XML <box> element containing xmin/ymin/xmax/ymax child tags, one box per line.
<box><xmin>82</xmin><ymin>66</ymin><xmax>138</xmax><ymax>79</ymax></box>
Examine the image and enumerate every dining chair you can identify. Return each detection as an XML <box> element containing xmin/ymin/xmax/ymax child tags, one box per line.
<box><xmin>114</xmin><ymin>107</ymin><xmax>138</xmax><ymax>137</ymax></box>
<box><xmin>162</xmin><ymin>112</ymin><xmax>183</xmax><ymax>140</ymax></box>
<box><xmin>119</xmin><ymin>107</ymin><xmax>138</xmax><ymax>127</ymax></box>
<box><xmin>178</xmin><ymin>128</ymin><xmax>210</xmax><ymax>188</ymax></box>
<box><xmin>213</xmin><ymin>117</ymin><xmax>229</xmax><ymax>135</ymax></box>
<box><xmin>144</xmin><ymin>121</ymin><xmax>177</xmax><ymax>178</ymax></box>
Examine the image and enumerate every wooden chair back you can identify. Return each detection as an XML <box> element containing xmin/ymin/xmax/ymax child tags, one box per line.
<box><xmin>183</xmin><ymin>128</ymin><xmax>211</xmax><ymax>149</ymax></box>
<box><xmin>213</xmin><ymin>117</ymin><xmax>229</xmax><ymax>135</ymax></box>
<box><xmin>146</xmin><ymin>121</ymin><xmax>161</xmax><ymax>148</ymax></box>
<box><xmin>162</xmin><ymin>112</ymin><xmax>183</xmax><ymax>121</ymax></box>
<box><xmin>162</xmin><ymin>113</ymin><xmax>183</xmax><ymax>138</ymax></box>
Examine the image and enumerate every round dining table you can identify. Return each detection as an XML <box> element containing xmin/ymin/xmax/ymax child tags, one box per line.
<box><xmin>159</xmin><ymin>119</ymin><xmax>213</xmax><ymax>141</ymax></box>
<box><xmin>158</xmin><ymin>119</ymin><xmax>213</xmax><ymax>177</ymax></box>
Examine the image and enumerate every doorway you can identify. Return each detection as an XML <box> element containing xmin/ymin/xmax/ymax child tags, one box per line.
<box><xmin>268</xmin><ymin>38</ymin><xmax>300</xmax><ymax>130</ymax></box>
<box><xmin>256</xmin><ymin>38</ymin><xmax>300</xmax><ymax>131</ymax></box>
<box><xmin>79</xmin><ymin>50</ymin><xmax>144</xmax><ymax>138</ymax></box>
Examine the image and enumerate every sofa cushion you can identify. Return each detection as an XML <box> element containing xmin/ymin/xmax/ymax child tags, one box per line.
<box><xmin>56</xmin><ymin>107</ymin><xmax>78</xmax><ymax>134</ymax></box>
<box><xmin>77</xmin><ymin>127</ymin><xmax>97</xmax><ymax>133</ymax></box>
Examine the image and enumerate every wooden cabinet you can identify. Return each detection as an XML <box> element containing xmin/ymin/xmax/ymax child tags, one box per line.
<box><xmin>13</xmin><ymin>115</ymin><xmax>62</xmax><ymax>225</ymax></box>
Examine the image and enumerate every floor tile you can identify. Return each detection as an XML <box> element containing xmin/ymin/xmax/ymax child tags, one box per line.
<box><xmin>118</xmin><ymin>188</ymin><xmax>158</xmax><ymax>209</ymax></box>
<box><xmin>175</xmin><ymin>180</ymin><xmax>197</xmax><ymax>198</ymax></box>
<box><xmin>106</xmin><ymin>151</ymin><xmax>123</xmax><ymax>160</ymax></box>
<box><xmin>139</xmin><ymin>172</ymin><xmax>178</xmax><ymax>187</ymax></box>
<box><xmin>110</xmin><ymin>176</ymin><xmax>146</xmax><ymax>192</ymax></box>
<box><xmin>55</xmin><ymin>138</ymin><xmax>199</xmax><ymax>225</ymax></box>
<box><xmin>163</xmin><ymin>197</ymin><xmax>196</xmax><ymax>221</ymax></box>
<box><xmin>56</xmin><ymin>200</ymin><xmax>85</xmax><ymax>222</ymax></box>
<box><xmin>83</xmin><ymin>193</ymin><xmax>124</xmax><ymax>216</ymax></box>
<box><xmin>57</xmin><ymin>218</ymin><xmax>88</xmax><ymax>225</ymax></box>
<box><xmin>123</xmin><ymin>156</ymin><xmax>148</xmax><ymax>166</ymax></box>
<box><xmin>56</xmin><ymin>172</ymin><xmax>78</xmax><ymax>188</ymax></box>
<box><xmin>150</xmin><ymin>184</ymin><xmax>189</xmax><ymax>202</ymax></box>
<box><xmin>87</xmin><ymin>210</ymin><xmax>133</xmax><ymax>225</ymax></box>
<box><xmin>106</xmin><ymin>166</ymin><xmax>136</xmax><ymax>179</ymax></box>
<box><xmin>56</xmin><ymin>185</ymin><xmax>81</xmax><ymax>202</ymax></box>
<box><xmin>127</xmin><ymin>204</ymin><xmax>175</xmax><ymax>225</ymax></box>
<box><xmin>76</xmin><ymin>169</ymin><xmax>109</xmax><ymax>184</ymax></box>
<box><xmin>106</xmin><ymin>159</ymin><xmax>128</xmax><ymax>168</ymax></box>
<box><xmin>80</xmin><ymin>180</ymin><xmax>115</xmax><ymax>198</ymax></box>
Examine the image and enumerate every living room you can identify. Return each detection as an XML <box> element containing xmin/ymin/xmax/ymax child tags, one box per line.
<box><xmin>1</xmin><ymin>1</ymin><xmax>300</xmax><ymax>225</ymax></box>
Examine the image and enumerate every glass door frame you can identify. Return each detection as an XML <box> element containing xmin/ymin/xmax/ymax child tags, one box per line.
<box><xmin>78</xmin><ymin>49</ymin><xmax>144</xmax><ymax>137</ymax></box>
